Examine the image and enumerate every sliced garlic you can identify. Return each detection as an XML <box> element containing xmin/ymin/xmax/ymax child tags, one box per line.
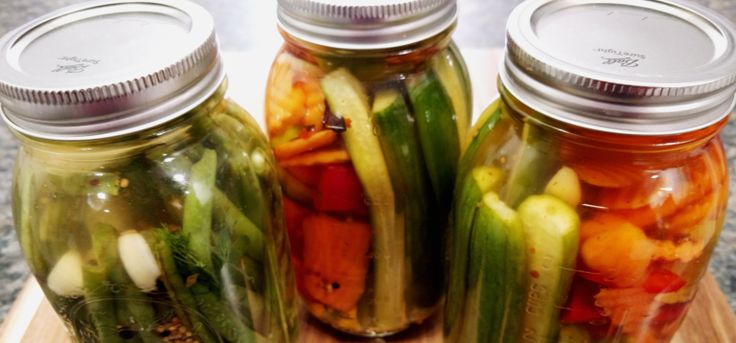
<box><xmin>47</xmin><ymin>251</ymin><xmax>84</xmax><ymax>297</ymax></box>
<box><xmin>118</xmin><ymin>231</ymin><xmax>161</xmax><ymax>292</ymax></box>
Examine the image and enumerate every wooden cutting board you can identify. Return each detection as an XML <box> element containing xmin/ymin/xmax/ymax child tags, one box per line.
<box><xmin>0</xmin><ymin>274</ymin><xmax>733</xmax><ymax>343</ymax></box>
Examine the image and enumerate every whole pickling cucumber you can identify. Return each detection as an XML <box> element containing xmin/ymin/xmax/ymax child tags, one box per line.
<box><xmin>445</xmin><ymin>166</ymin><xmax>504</xmax><ymax>338</ymax></box>
<box><xmin>463</xmin><ymin>192</ymin><xmax>527</xmax><ymax>343</ymax></box>
<box><xmin>321</xmin><ymin>68</ymin><xmax>405</xmax><ymax>329</ymax></box>
<box><xmin>408</xmin><ymin>70</ymin><xmax>461</xmax><ymax>211</ymax></box>
<box><xmin>518</xmin><ymin>195</ymin><xmax>580</xmax><ymax>342</ymax></box>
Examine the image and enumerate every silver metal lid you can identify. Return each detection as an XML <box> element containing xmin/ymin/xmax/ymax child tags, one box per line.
<box><xmin>0</xmin><ymin>0</ymin><xmax>224</xmax><ymax>141</ymax></box>
<box><xmin>277</xmin><ymin>0</ymin><xmax>458</xmax><ymax>50</ymax></box>
<box><xmin>501</xmin><ymin>0</ymin><xmax>736</xmax><ymax>135</ymax></box>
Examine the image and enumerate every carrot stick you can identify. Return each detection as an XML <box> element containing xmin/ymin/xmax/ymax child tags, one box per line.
<box><xmin>273</xmin><ymin>130</ymin><xmax>337</xmax><ymax>159</ymax></box>
<box><xmin>279</xmin><ymin>149</ymin><xmax>350</xmax><ymax>167</ymax></box>
<box><xmin>301</xmin><ymin>215</ymin><xmax>372</xmax><ymax>312</ymax></box>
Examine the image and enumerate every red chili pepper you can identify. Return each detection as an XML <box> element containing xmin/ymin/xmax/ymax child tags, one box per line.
<box><xmin>313</xmin><ymin>164</ymin><xmax>368</xmax><ymax>216</ymax></box>
<box><xmin>561</xmin><ymin>276</ymin><xmax>607</xmax><ymax>324</ymax></box>
<box><xmin>642</xmin><ymin>270</ymin><xmax>687</xmax><ymax>294</ymax></box>
<box><xmin>283</xmin><ymin>198</ymin><xmax>311</xmax><ymax>259</ymax></box>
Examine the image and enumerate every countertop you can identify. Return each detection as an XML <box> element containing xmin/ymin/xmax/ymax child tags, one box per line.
<box><xmin>0</xmin><ymin>0</ymin><xmax>735</xmax><ymax>323</ymax></box>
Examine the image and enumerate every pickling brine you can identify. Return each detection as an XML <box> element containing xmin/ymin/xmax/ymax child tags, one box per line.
<box><xmin>0</xmin><ymin>1</ymin><xmax>297</xmax><ymax>342</ymax></box>
<box><xmin>12</xmin><ymin>86</ymin><xmax>297</xmax><ymax>343</ymax></box>
<box><xmin>444</xmin><ymin>0</ymin><xmax>736</xmax><ymax>342</ymax></box>
<box><xmin>447</xmin><ymin>96</ymin><xmax>728</xmax><ymax>342</ymax></box>
<box><xmin>268</xmin><ymin>0</ymin><xmax>470</xmax><ymax>336</ymax></box>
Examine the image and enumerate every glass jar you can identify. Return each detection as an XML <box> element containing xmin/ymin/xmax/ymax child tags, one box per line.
<box><xmin>445</xmin><ymin>0</ymin><xmax>736</xmax><ymax>342</ymax></box>
<box><xmin>267</xmin><ymin>0</ymin><xmax>470</xmax><ymax>336</ymax></box>
<box><xmin>0</xmin><ymin>1</ymin><xmax>296</xmax><ymax>342</ymax></box>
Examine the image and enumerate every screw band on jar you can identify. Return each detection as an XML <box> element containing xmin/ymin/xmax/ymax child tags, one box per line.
<box><xmin>501</xmin><ymin>0</ymin><xmax>736</xmax><ymax>136</ymax></box>
<box><xmin>0</xmin><ymin>0</ymin><xmax>225</xmax><ymax>141</ymax></box>
<box><xmin>277</xmin><ymin>0</ymin><xmax>458</xmax><ymax>50</ymax></box>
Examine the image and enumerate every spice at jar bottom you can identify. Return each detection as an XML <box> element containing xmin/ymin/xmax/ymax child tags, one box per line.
<box><xmin>0</xmin><ymin>1</ymin><xmax>297</xmax><ymax>342</ymax></box>
<box><xmin>445</xmin><ymin>0</ymin><xmax>736</xmax><ymax>342</ymax></box>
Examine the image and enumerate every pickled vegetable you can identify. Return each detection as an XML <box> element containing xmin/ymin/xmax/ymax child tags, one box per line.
<box><xmin>13</xmin><ymin>97</ymin><xmax>297</xmax><ymax>342</ymax></box>
<box><xmin>446</xmin><ymin>97</ymin><xmax>729</xmax><ymax>343</ymax></box>
<box><xmin>266</xmin><ymin>44</ymin><xmax>470</xmax><ymax>334</ymax></box>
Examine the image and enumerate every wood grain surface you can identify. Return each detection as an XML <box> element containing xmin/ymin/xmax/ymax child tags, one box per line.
<box><xmin>0</xmin><ymin>273</ymin><xmax>733</xmax><ymax>343</ymax></box>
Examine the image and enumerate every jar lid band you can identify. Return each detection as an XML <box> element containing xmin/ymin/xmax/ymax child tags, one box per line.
<box><xmin>277</xmin><ymin>0</ymin><xmax>458</xmax><ymax>50</ymax></box>
<box><xmin>502</xmin><ymin>0</ymin><xmax>736</xmax><ymax>135</ymax></box>
<box><xmin>0</xmin><ymin>0</ymin><xmax>225</xmax><ymax>141</ymax></box>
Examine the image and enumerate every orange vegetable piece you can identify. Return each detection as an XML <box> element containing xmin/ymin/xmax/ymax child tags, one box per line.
<box><xmin>273</xmin><ymin>130</ymin><xmax>338</xmax><ymax>160</ymax></box>
<box><xmin>279</xmin><ymin>149</ymin><xmax>350</xmax><ymax>167</ymax></box>
<box><xmin>566</xmin><ymin>158</ymin><xmax>645</xmax><ymax>188</ymax></box>
<box><xmin>581</xmin><ymin>219</ymin><xmax>656</xmax><ymax>287</ymax></box>
<box><xmin>301</xmin><ymin>215</ymin><xmax>372</xmax><ymax>312</ymax></box>
<box><xmin>662</xmin><ymin>190</ymin><xmax>719</xmax><ymax>234</ymax></box>
<box><xmin>594</xmin><ymin>288</ymin><xmax>657</xmax><ymax>337</ymax></box>
<box><xmin>580</xmin><ymin>213</ymin><xmax>631</xmax><ymax>241</ymax></box>
<box><xmin>595</xmin><ymin>175</ymin><xmax>664</xmax><ymax>210</ymax></box>
<box><xmin>266</xmin><ymin>53</ymin><xmax>326</xmax><ymax>135</ymax></box>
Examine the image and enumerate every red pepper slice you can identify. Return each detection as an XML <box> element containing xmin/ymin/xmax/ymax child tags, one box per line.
<box><xmin>642</xmin><ymin>270</ymin><xmax>687</xmax><ymax>294</ymax></box>
<box><xmin>561</xmin><ymin>276</ymin><xmax>607</xmax><ymax>324</ymax></box>
<box><xmin>313</xmin><ymin>163</ymin><xmax>368</xmax><ymax>216</ymax></box>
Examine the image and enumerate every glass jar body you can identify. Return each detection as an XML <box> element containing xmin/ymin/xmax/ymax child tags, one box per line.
<box><xmin>11</xmin><ymin>85</ymin><xmax>298</xmax><ymax>343</ymax></box>
<box><xmin>445</xmin><ymin>85</ymin><xmax>729</xmax><ymax>343</ymax></box>
<box><xmin>265</xmin><ymin>31</ymin><xmax>472</xmax><ymax>336</ymax></box>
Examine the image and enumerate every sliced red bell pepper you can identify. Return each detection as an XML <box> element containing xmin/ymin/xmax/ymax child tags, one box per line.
<box><xmin>561</xmin><ymin>276</ymin><xmax>607</xmax><ymax>324</ymax></box>
<box><xmin>283</xmin><ymin>197</ymin><xmax>311</xmax><ymax>259</ymax></box>
<box><xmin>313</xmin><ymin>163</ymin><xmax>368</xmax><ymax>216</ymax></box>
<box><xmin>642</xmin><ymin>270</ymin><xmax>687</xmax><ymax>294</ymax></box>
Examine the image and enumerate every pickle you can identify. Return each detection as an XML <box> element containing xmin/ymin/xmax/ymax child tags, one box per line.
<box><xmin>321</xmin><ymin>68</ymin><xmax>405</xmax><ymax>329</ymax></box>
<box><xmin>181</xmin><ymin>149</ymin><xmax>217</xmax><ymax>271</ymax></box>
<box><xmin>408</xmin><ymin>70</ymin><xmax>461</xmax><ymax>211</ymax></box>
<box><xmin>517</xmin><ymin>195</ymin><xmax>580</xmax><ymax>342</ymax></box>
<box><xmin>445</xmin><ymin>166</ymin><xmax>504</xmax><ymax>337</ymax></box>
<box><xmin>373</xmin><ymin>89</ymin><xmax>440</xmax><ymax>308</ymax></box>
<box><xmin>431</xmin><ymin>44</ymin><xmax>471</xmax><ymax>149</ymax></box>
<box><xmin>504</xmin><ymin>123</ymin><xmax>559</xmax><ymax>208</ymax></box>
<box><xmin>466</xmin><ymin>192</ymin><xmax>527</xmax><ymax>343</ymax></box>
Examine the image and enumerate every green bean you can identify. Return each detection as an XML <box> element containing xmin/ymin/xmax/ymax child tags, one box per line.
<box><xmin>181</xmin><ymin>149</ymin><xmax>217</xmax><ymax>271</ymax></box>
<box><xmin>213</xmin><ymin>189</ymin><xmax>265</xmax><ymax>262</ymax></box>
<box><xmin>143</xmin><ymin>229</ymin><xmax>219</xmax><ymax>343</ymax></box>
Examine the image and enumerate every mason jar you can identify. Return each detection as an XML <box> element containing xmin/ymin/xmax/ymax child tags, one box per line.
<box><xmin>266</xmin><ymin>0</ymin><xmax>471</xmax><ymax>336</ymax></box>
<box><xmin>0</xmin><ymin>1</ymin><xmax>297</xmax><ymax>342</ymax></box>
<box><xmin>445</xmin><ymin>0</ymin><xmax>736</xmax><ymax>342</ymax></box>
